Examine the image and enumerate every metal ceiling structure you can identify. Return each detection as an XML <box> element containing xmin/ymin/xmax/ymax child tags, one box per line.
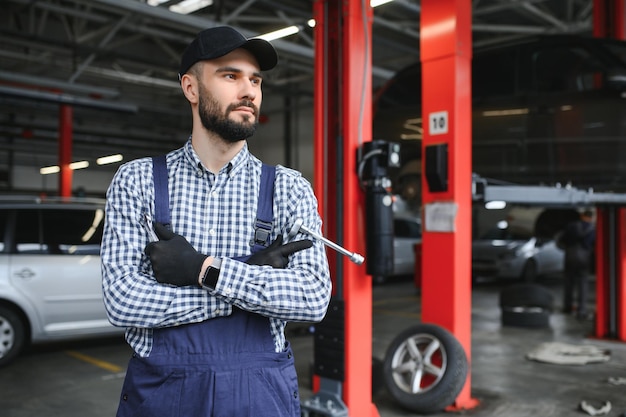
<box><xmin>0</xmin><ymin>0</ymin><xmax>594</xmax><ymax>179</ymax></box>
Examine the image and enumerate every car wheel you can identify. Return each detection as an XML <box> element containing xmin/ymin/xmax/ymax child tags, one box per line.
<box><xmin>520</xmin><ymin>259</ymin><xmax>538</xmax><ymax>282</ymax></box>
<box><xmin>0</xmin><ymin>305</ymin><xmax>26</xmax><ymax>367</ymax></box>
<box><xmin>383</xmin><ymin>323</ymin><xmax>468</xmax><ymax>414</ymax></box>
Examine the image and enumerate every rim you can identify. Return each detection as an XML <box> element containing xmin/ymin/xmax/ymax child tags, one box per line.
<box><xmin>0</xmin><ymin>315</ymin><xmax>15</xmax><ymax>358</ymax></box>
<box><xmin>390</xmin><ymin>332</ymin><xmax>447</xmax><ymax>394</ymax></box>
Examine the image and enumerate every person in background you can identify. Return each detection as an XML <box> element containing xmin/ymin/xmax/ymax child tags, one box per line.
<box><xmin>101</xmin><ymin>26</ymin><xmax>331</xmax><ymax>417</ymax></box>
<box><xmin>560</xmin><ymin>209</ymin><xmax>595</xmax><ymax>320</ymax></box>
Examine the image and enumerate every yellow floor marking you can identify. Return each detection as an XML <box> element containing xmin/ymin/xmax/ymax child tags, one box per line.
<box><xmin>65</xmin><ymin>350</ymin><xmax>123</xmax><ymax>373</ymax></box>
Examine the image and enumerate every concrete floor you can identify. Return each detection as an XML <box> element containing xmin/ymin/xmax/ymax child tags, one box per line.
<box><xmin>1</xmin><ymin>277</ymin><xmax>625</xmax><ymax>417</ymax></box>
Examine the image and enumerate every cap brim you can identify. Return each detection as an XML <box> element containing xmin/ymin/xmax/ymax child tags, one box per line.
<box><xmin>242</xmin><ymin>38</ymin><xmax>278</xmax><ymax>71</ymax></box>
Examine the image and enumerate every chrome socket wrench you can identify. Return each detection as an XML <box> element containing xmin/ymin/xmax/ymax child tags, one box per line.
<box><xmin>288</xmin><ymin>218</ymin><xmax>365</xmax><ymax>265</ymax></box>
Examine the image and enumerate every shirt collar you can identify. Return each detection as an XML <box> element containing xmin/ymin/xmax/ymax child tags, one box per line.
<box><xmin>182</xmin><ymin>138</ymin><xmax>250</xmax><ymax>176</ymax></box>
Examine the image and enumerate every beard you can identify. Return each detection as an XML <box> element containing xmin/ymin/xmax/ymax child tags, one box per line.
<box><xmin>197</xmin><ymin>82</ymin><xmax>259</xmax><ymax>143</ymax></box>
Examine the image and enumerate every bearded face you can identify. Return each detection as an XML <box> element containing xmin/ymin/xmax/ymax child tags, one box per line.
<box><xmin>197</xmin><ymin>80</ymin><xmax>259</xmax><ymax>143</ymax></box>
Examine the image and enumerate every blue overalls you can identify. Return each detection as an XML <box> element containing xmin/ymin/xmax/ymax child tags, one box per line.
<box><xmin>115</xmin><ymin>157</ymin><xmax>301</xmax><ymax>417</ymax></box>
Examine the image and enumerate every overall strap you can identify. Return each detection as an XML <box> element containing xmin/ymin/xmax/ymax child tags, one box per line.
<box><xmin>251</xmin><ymin>163</ymin><xmax>276</xmax><ymax>253</ymax></box>
<box><xmin>151</xmin><ymin>156</ymin><xmax>276</xmax><ymax>253</ymax></box>
<box><xmin>151</xmin><ymin>155</ymin><xmax>171</xmax><ymax>229</ymax></box>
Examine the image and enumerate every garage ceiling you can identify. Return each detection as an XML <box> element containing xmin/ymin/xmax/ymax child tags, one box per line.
<box><xmin>0</xmin><ymin>0</ymin><xmax>594</xmax><ymax>176</ymax></box>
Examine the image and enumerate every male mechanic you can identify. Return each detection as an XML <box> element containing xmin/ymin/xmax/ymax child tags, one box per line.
<box><xmin>101</xmin><ymin>26</ymin><xmax>331</xmax><ymax>417</ymax></box>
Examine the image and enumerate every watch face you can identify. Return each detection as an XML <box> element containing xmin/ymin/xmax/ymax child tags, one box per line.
<box><xmin>202</xmin><ymin>266</ymin><xmax>220</xmax><ymax>289</ymax></box>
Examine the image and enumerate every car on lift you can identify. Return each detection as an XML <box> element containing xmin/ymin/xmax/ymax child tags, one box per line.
<box><xmin>471</xmin><ymin>206</ymin><xmax>581</xmax><ymax>282</ymax></box>
<box><xmin>471</xmin><ymin>220</ymin><xmax>564</xmax><ymax>282</ymax></box>
<box><xmin>373</xmin><ymin>35</ymin><xmax>626</xmax><ymax>205</ymax></box>
<box><xmin>0</xmin><ymin>196</ymin><xmax>122</xmax><ymax>367</ymax></box>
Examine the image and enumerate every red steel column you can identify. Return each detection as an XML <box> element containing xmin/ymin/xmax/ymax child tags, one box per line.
<box><xmin>616</xmin><ymin>207</ymin><xmax>626</xmax><ymax>342</ymax></box>
<box><xmin>593</xmin><ymin>0</ymin><xmax>626</xmax><ymax>39</ymax></box>
<box><xmin>58</xmin><ymin>104</ymin><xmax>73</xmax><ymax>197</ymax></box>
<box><xmin>592</xmin><ymin>0</ymin><xmax>626</xmax><ymax>342</ymax></box>
<box><xmin>420</xmin><ymin>0</ymin><xmax>478</xmax><ymax>409</ymax></box>
<box><xmin>594</xmin><ymin>207</ymin><xmax>626</xmax><ymax>341</ymax></box>
<box><xmin>313</xmin><ymin>0</ymin><xmax>379</xmax><ymax>416</ymax></box>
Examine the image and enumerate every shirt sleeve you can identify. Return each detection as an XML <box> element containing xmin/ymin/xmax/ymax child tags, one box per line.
<box><xmin>207</xmin><ymin>168</ymin><xmax>333</xmax><ymax>323</ymax></box>
<box><xmin>101</xmin><ymin>160</ymin><xmax>212</xmax><ymax>329</ymax></box>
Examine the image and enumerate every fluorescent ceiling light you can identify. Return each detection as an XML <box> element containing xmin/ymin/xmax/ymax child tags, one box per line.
<box><xmin>485</xmin><ymin>201</ymin><xmax>507</xmax><ymax>210</ymax></box>
<box><xmin>147</xmin><ymin>0</ymin><xmax>169</xmax><ymax>5</ymax></box>
<box><xmin>70</xmin><ymin>161</ymin><xmax>89</xmax><ymax>170</ymax></box>
<box><xmin>97</xmin><ymin>154</ymin><xmax>124</xmax><ymax>165</ymax></box>
<box><xmin>257</xmin><ymin>26</ymin><xmax>300</xmax><ymax>41</ymax></box>
<box><xmin>40</xmin><ymin>166</ymin><xmax>60</xmax><ymax>175</ymax></box>
<box><xmin>371</xmin><ymin>0</ymin><xmax>395</xmax><ymax>7</ymax></box>
<box><xmin>169</xmin><ymin>0</ymin><xmax>213</xmax><ymax>15</ymax></box>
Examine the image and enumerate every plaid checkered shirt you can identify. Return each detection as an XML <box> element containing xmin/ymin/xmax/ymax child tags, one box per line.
<box><xmin>101</xmin><ymin>139</ymin><xmax>332</xmax><ymax>357</ymax></box>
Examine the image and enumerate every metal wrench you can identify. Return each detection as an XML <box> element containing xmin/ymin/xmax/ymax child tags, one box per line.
<box><xmin>287</xmin><ymin>218</ymin><xmax>365</xmax><ymax>265</ymax></box>
<box><xmin>143</xmin><ymin>213</ymin><xmax>160</xmax><ymax>242</ymax></box>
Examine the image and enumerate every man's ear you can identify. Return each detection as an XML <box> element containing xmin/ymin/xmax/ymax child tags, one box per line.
<box><xmin>180</xmin><ymin>73</ymin><xmax>199</xmax><ymax>104</ymax></box>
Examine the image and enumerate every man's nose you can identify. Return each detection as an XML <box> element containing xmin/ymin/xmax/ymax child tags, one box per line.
<box><xmin>239</xmin><ymin>80</ymin><xmax>257</xmax><ymax>100</ymax></box>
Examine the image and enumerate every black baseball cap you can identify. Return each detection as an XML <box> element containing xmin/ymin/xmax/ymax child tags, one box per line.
<box><xmin>179</xmin><ymin>26</ymin><xmax>278</xmax><ymax>78</ymax></box>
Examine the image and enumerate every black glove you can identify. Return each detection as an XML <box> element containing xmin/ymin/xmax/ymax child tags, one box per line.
<box><xmin>246</xmin><ymin>235</ymin><xmax>313</xmax><ymax>268</ymax></box>
<box><xmin>144</xmin><ymin>223</ymin><xmax>207</xmax><ymax>287</ymax></box>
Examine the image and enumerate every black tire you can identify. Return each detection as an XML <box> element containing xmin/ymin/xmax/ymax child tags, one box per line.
<box><xmin>520</xmin><ymin>259</ymin><xmax>538</xmax><ymax>282</ymax></box>
<box><xmin>0</xmin><ymin>305</ymin><xmax>26</xmax><ymax>367</ymax></box>
<box><xmin>499</xmin><ymin>283</ymin><xmax>554</xmax><ymax>310</ymax></box>
<box><xmin>501</xmin><ymin>307</ymin><xmax>551</xmax><ymax>328</ymax></box>
<box><xmin>383</xmin><ymin>323</ymin><xmax>468</xmax><ymax>414</ymax></box>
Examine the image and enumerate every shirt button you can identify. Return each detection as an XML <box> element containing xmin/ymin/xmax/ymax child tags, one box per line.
<box><xmin>211</xmin><ymin>191</ymin><xmax>218</xmax><ymax>197</ymax></box>
<box><xmin>215</xmin><ymin>309</ymin><xmax>221</xmax><ymax>315</ymax></box>
<box><xmin>196</xmin><ymin>169</ymin><xmax>203</xmax><ymax>177</ymax></box>
<box><xmin>225</xmin><ymin>286</ymin><xmax>232</xmax><ymax>295</ymax></box>
<box><xmin>209</xmin><ymin>229</ymin><xmax>216</xmax><ymax>236</ymax></box>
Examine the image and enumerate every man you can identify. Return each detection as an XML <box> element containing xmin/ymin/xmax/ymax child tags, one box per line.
<box><xmin>560</xmin><ymin>209</ymin><xmax>595</xmax><ymax>320</ymax></box>
<box><xmin>101</xmin><ymin>26</ymin><xmax>332</xmax><ymax>417</ymax></box>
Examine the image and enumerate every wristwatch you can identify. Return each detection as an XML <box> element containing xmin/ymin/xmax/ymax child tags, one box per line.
<box><xmin>201</xmin><ymin>257</ymin><xmax>222</xmax><ymax>289</ymax></box>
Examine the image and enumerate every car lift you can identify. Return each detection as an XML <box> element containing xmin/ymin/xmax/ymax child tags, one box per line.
<box><xmin>301</xmin><ymin>1</ymin><xmax>626</xmax><ymax>416</ymax></box>
<box><xmin>472</xmin><ymin>176</ymin><xmax>626</xmax><ymax>342</ymax></box>
<box><xmin>301</xmin><ymin>1</ymin><xmax>377</xmax><ymax>416</ymax></box>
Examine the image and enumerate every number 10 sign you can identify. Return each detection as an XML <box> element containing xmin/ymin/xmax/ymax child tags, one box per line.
<box><xmin>428</xmin><ymin>111</ymin><xmax>448</xmax><ymax>135</ymax></box>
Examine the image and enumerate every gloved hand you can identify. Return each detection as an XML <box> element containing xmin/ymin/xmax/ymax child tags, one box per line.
<box><xmin>246</xmin><ymin>235</ymin><xmax>312</xmax><ymax>268</ymax></box>
<box><xmin>144</xmin><ymin>223</ymin><xmax>207</xmax><ymax>286</ymax></box>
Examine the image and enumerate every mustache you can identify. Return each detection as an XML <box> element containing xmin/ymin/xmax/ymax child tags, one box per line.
<box><xmin>226</xmin><ymin>100</ymin><xmax>258</xmax><ymax>116</ymax></box>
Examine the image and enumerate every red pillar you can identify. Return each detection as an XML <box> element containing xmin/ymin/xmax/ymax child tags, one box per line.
<box><xmin>594</xmin><ymin>207</ymin><xmax>626</xmax><ymax>341</ymax></box>
<box><xmin>58</xmin><ymin>104</ymin><xmax>73</xmax><ymax>197</ymax></box>
<box><xmin>592</xmin><ymin>0</ymin><xmax>626</xmax><ymax>342</ymax></box>
<box><xmin>593</xmin><ymin>0</ymin><xmax>626</xmax><ymax>39</ymax></box>
<box><xmin>313</xmin><ymin>1</ymin><xmax>379</xmax><ymax>416</ymax></box>
<box><xmin>420</xmin><ymin>0</ymin><xmax>478</xmax><ymax>409</ymax></box>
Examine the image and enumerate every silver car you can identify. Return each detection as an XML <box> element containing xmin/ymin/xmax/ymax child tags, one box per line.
<box><xmin>0</xmin><ymin>196</ymin><xmax>121</xmax><ymax>367</ymax></box>
<box><xmin>472</xmin><ymin>220</ymin><xmax>564</xmax><ymax>282</ymax></box>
